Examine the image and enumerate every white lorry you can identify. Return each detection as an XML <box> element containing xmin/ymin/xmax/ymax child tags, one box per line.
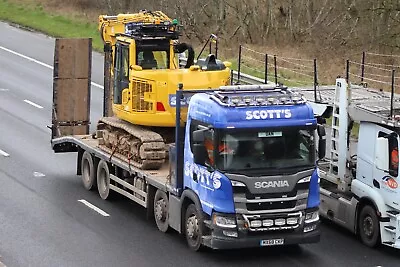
<box><xmin>303</xmin><ymin>78</ymin><xmax>400</xmax><ymax>249</ymax></box>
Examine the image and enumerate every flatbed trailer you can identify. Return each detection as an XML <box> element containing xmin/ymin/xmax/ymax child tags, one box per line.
<box><xmin>52</xmin><ymin>135</ymin><xmax>170</xmax><ymax>206</ymax></box>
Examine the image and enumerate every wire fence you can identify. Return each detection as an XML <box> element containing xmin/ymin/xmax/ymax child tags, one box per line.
<box><xmin>237</xmin><ymin>45</ymin><xmax>318</xmax><ymax>90</ymax></box>
<box><xmin>346</xmin><ymin>52</ymin><xmax>399</xmax><ymax>93</ymax></box>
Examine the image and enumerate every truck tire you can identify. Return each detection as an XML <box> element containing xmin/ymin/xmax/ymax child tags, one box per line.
<box><xmin>81</xmin><ymin>151</ymin><xmax>96</xmax><ymax>191</ymax></box>
<box><xmin>153</xmin><ymin>189</ymin><xmax>169</xmax><ymax>233</ymax></box>
<box><xmin>358</xmin><ymin>205</ymin><xmax>380</xmax><ymax>247</ymax></box>
<box><xmin>97</xmin><ymin>160</ymin><xmax>111</xmax><ymax>200</ymax></box>
<box><xmin>184</xmin><ymin>204</ymin><xmax>204</xmax><ymax>251</ymax></box>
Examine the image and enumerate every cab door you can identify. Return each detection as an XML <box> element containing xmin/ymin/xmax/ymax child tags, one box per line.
<box><xmin>373</xmin><ymin>130</ymin><xmax>400</xmax><ymax>209</ymax></box>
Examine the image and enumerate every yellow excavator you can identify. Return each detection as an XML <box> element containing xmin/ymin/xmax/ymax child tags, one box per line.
<box><xmin>97</xmin><ymin>10</ymin><xmax>231</xmax><ymax>170</ymax></box>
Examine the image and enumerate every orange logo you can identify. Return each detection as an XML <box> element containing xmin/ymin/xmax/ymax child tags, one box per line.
<box><xmin>383</xmin><ymin>176</ymin><xmax>398</xmax><ymax>189</ymax></box>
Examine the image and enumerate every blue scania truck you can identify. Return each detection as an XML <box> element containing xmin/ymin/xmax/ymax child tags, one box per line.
<box><xmin>51</xmin><ymin>39</ymin><xmax>324</xmax><ymax>251</ymax></box>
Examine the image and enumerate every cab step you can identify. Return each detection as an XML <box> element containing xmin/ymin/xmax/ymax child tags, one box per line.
<box><xmin>387</xmin><ymin>210</ymin><xmax>399</xmax><ymax>217</ymax></box>
<box><xmin>383</xmin><ymin>241</ymin><xmax>394</xmax><ymax>246</ymax></box>
<box><xmin>384</xmin><ymin>225</ymin><xmax>396</xmax><ymax>233</ymax></box>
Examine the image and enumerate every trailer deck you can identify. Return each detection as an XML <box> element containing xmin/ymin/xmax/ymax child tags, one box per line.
<box><xmin>51</xmin><ymin>135</ymin><xmax>170</xmax><ymax>191</ymax></box>
<box><xmin>293</xmin><ymin>84</ymin><xmax>400</xmax><ymax>126</ymax></box>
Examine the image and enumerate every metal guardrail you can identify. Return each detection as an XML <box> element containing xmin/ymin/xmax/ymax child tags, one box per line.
<box><xmin>232</xmin><ymin>70</ymin><xmax>267</xmax><ymax>85</ymax></box>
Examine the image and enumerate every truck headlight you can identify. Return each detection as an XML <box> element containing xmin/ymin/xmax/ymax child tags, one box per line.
<box><xmin>305</xmin><ymin>211</ymin><xmax>319</xmax><ymax>224</ymax></box>
<box><xmin>213</xmin><ymin>213</ymin><xmax>237</xmax><ymax>229</ymax></box>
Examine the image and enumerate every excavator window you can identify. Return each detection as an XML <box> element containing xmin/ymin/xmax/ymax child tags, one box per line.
<box><xmin>136</xmin><ymin>39</ymin><xmax>170</xmax><ymax>69</ymax></box>
<box><xmin>122</xmin><ymin>48</ymin><xmax>129</xmax><ymax>78</ymax></box>
<box><xmin>113</xmin><ymin>43</ymin><xmax>130</xmax><ymax>104</ymax></box>
<box><xmin>138</xmin><ymin>50</ymin><xmax>157</xmax><ymax>69</ymax></box>
<box><xmin>137</xmin><ymin>50</ymin><xmax>169</xmax><ymax>70</ymax></box>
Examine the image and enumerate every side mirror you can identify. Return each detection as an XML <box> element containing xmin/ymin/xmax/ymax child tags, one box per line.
<box><xmin>375</xmin><ymin>137</ymin><xmax>389</xmax><ymax>171</ymax></box>
<box><xmin>193</xmin><ymin>143</ymin><xmax>207</xmax><ymax>165</ymax></box>
<box><xmin>317</xmin><ymin>124</ymin><xmax>326</xmax><ymax>160</ymax></box>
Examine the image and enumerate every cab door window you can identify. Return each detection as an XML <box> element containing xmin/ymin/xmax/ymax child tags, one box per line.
<box><xmin>113</xmin><ymin>43</ymin><xmax>130</xmax><ymax>104</ymax></box>
<box><xmin>388</xmin><ymin>135</ymin><xmax>399</xmax><ymax>177</ymax></box>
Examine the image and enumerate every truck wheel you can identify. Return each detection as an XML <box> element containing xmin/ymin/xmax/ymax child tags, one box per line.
<box><xmin>358</xmin><ymin>205</ymin><xmax>380</xmax><ymax>247</ymax></box>
<box><xmin>184</xmin><ymin>204</ymin><xmax>204</xmax><ymax>251</ymax></box>
<box><xmin>153</xmin><ymin>189</ymin><xmax>169</xmax><ymax>233</ymax></box>
<box><xmin>81</xmin><ymin>151</ymin><xmax>96</xmax><ymax>190</ymax></box>
<box><xmin>97</xmin><ymin>160</ymin><xmax>111</xmax><ymax>200</ymax></box>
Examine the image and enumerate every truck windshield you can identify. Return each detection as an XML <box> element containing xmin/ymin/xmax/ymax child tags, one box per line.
<box><xmin>215</xmin><ymin>128</ymin><xmax>315</xmax><ymax>174</ymax></box>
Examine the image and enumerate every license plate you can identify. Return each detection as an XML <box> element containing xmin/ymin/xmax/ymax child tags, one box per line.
<box><xmin>260</xmin><ymin>238</ymin><xmax>284</xmax><ymax>246</ymax></box>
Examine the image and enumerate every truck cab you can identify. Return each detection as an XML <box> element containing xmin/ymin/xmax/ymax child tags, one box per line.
<box><xmin>170</xmin><ymin>86</ymin><xmax>323</xmax><ymax>249</ymax></box>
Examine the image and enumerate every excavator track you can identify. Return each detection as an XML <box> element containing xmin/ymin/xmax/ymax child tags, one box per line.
<box><xmin>97</xmin><ymin>117</ymin><xmax>166</xmax><ymax>170</ymax></box>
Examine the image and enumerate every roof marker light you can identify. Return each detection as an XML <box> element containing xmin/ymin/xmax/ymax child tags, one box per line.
<box><xmin>255</xmin><ymin>96</ymin><xmax>265</xmax><ymax>103</ymax></box>
<box><xmin>267</xmin><ymin>97</ymin><xmax>276</xmax><ymax>104</ymax></box>
<box><xmin>243</xmin><ymin>96</ymin><xmax>253</xmax><ymax>104</ymax></box>
<box><xmin>231</xmin><ymin>97</ymin><xmax>241</xmax><ymax>105</ymax></box>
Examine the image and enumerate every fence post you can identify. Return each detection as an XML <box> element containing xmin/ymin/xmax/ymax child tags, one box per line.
<box><xmin>346</xmin><ymin>59</ymin><xmax>350</xmax><ymax>83</ymax></box>
<box><xmin>313</xmin><ymin>58</ymin><xmax>318</xmax><ymax>102</ymax></box>
<box><xmin>264</xmin><ymin>54</ymin><xmax>268</xmax><ymax>84</ymax></box>
<box><xmin>237</xmin><ymin>45</ymin><xmax>242</xmax><ymax>84</ymax></box>
<box><xmin>361</xmin><ymin>51</ymin><xmax>365</xmax><ymax>83</ymax></box>
<box><xmin>390</xmin><ymin>69</ymin><xmax>395</xmax><ymax>118</ymax></box>
<box><xmin>215</xmin><ymin>38</ymin><xmax>218</xmax><ymax>59</ymax></box>
<box><xmin>274</xmin><ymin>55</ymin><xmax>278</xmax><ymax>85</ymax></box>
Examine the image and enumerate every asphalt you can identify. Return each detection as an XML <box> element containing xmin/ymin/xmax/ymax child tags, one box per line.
<box><xmin>0</xmin><ymin>21</ymin><xmax>399</xmax><ymax>267</ymax></box>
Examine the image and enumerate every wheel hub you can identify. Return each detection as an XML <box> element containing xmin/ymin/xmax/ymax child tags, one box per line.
<box><xmin>83</xmin><ymin>161</ymin><xmax>90</xmax><ymax>183</ymax></box>
<box><xmin>155</xmin><ymin>199</ymin><xmax>166</xmax><ymax>221</ymax></box>
<box><xmin>363</xmin><ymin>216</ymin><xmax>373</xmax><ymax>238</ymax></box>
<box><xmin>186</xmin><ymin>215</ymin><xmax>199</xmax><ymax>239</ymax></box>
<box><xmin>99</xmin><ymin>170</ymin><xmax>107</xmax><ymax>193</ymax></box>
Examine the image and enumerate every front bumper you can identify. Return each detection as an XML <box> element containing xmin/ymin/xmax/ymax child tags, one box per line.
<box><xmin>203</xmin><ymin>222</ymin><xmax>320</xmax><ymax>250</ymax></box>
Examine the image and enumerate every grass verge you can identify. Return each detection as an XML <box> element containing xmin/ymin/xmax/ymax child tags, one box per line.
<box><xmin>0</xmin><ymin>0</ymin><xmax>103</xmax><ymax>50</ymax></box>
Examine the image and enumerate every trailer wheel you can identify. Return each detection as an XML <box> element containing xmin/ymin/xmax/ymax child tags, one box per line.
<box><xmin>358</xmin><ymin>205</ymin><xmax>380</xmax><ymax>247</ymax></box>
<box><xmin>81</xmin><ymin>151</ymin><xmax>96</xmax><ymax>190</ymax></box>
<box><xmin>97</xmin><ymin>160</ymin><xmax>111</xmax><ymax>200</ymax></box>
<box><xmin>153</xmin><ymin>189</ymin><xmax>169</xmax><ymax>233</ymax></box>
<box><xmin>184</xmin><ymin>204</ymin><xmax>204</xmax><ymax>251</ymax></box>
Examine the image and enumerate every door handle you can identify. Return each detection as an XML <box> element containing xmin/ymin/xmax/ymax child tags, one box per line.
<box><xmin>192</xmin><ymin>172</ymin><xmax>198</xmax><ymax>182</ymax></box>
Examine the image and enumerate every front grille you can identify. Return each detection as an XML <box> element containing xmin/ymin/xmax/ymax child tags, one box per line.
<box><xmin>232</xmin><ymin>179</ymin><xmax>309</xmax><ymax>214</ymax></box>
<box><xmin>233</xmin><ymin>182</ymin><xmax>309</xmax><ymax>199</ymax></box>
<box><xmin>132</xmin><ymin>79</ymin><xmax>153</xmax><ymax>112</ymax></box>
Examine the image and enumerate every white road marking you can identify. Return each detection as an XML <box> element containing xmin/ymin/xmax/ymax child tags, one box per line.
<box><xmin>24</xmin><ymin>99</ymin><xmax>43</xmax><ymax>109</ymax></box>
<box><xmin>0</xmin><ymin>88</ymin><xmax>9</xmax><ymax>91</ymax></box>
<box><xmin>0</xmin><ymin>45</ymin><xmax>103</xmax><ymax>89</ymax></box>
<box><xmin>0</xmin><ymin>149</ymin><xmax>10</xmax><ymax>157</ymax></box>
<box><xmin>33</xmin><ymin>172</ymin><xmax>46</xmax><ymax>177</ymax></box>
<box><xmin>78</xmin><ymin>199</ymin><xmax>110</xmax><ymax>217</ymax></box>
